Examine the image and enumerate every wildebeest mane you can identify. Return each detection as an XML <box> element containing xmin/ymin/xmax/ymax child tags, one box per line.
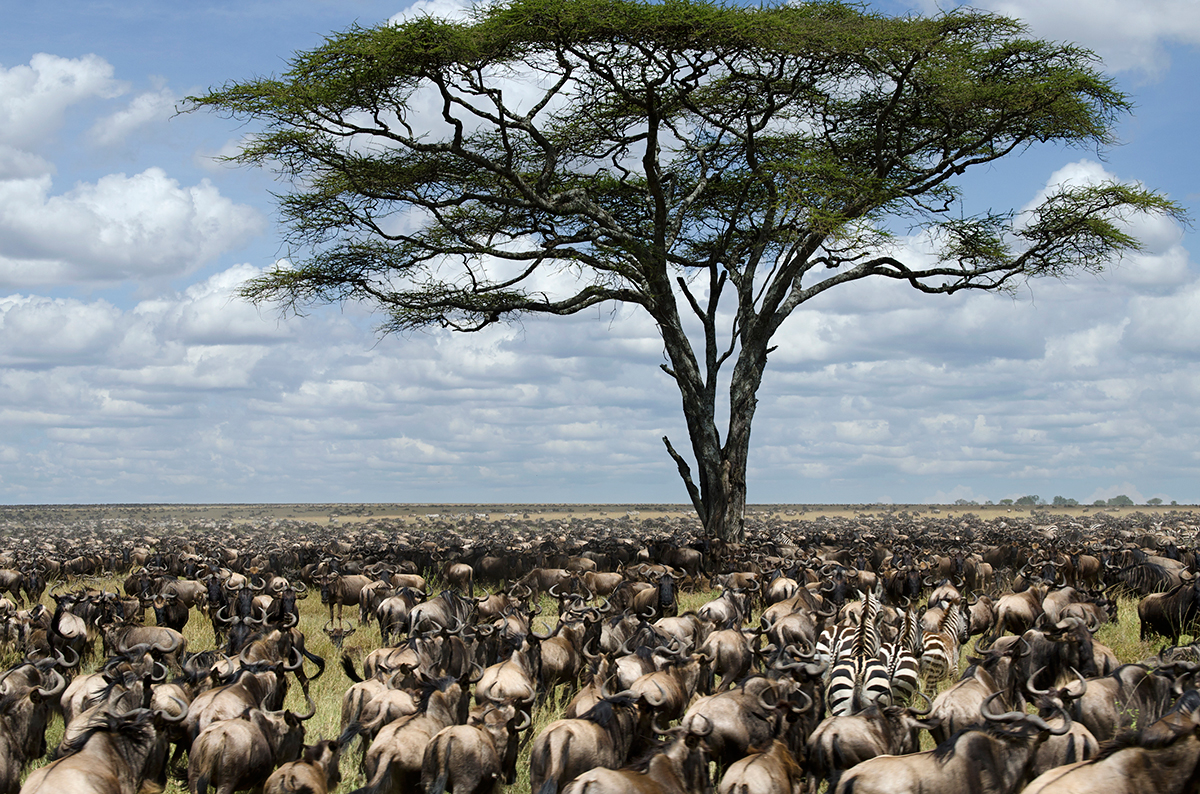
<box><xmin>581</xmin><ymin>694</ymin><xmax>638</xmax><ymax>728</ymax></box>
<box><xmin>417</xmin><ymin>675</ymin><xmax>457</xmax><ymax>712</ymax></box>
<box><xmin>1097</xmin><ymin>717</ymin><xmax>1200</xmax><ymax>760</ymax></box>
<box><xmin>56</xmin><ymin>707</ymin><xmax>156</xmax><ymax>759</ymax></box>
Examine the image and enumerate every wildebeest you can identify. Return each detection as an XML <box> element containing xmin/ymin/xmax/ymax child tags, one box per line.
<box><xmin>349</xmin><ymin>677</ymin><xmax>469</xmax><ymax>794</ymax></box>
<box><xmin>1139</xmin><ymin>576</ymin><xmax>1200</xmax><ymax>643</ymax></box>
<box><xmin>1021</xmin><ymin>719</ymin><xmax>1200</xmax><ymax>794</ymax></box>
<box><xmin>833</xmin><ymin>692</ymin><xmax>1071</xmax><ymax>794</ymax></box>
<box><xmin>718</xmin><ymin>738</ymin><xmax>806</xmax><ymax>794</ymax></box>
<box><xmin>0</xmin><ymin>661</ymin><xmax>67</xmax><ymax>793</ymax></box>
<box><xmin>805</xmin><ymin>695</ymin><xmax>940</xmax><ymax>792</ymax></box>
<box><xmin>420</xmin><ymin>702</ymin><xmax>530</xmax><ymax>793</ymax></box>
<box><xmin>529</xmin><ymin>693</ymin><xmax>643</xmax><ymax>794</ymax></box>
<box><xmin>316</xmin><ymin>573</ymin><xmax>373</xmax><ymax>626</ymax></box>
<box><xmin>188</xmin><ymin>698</ymin><xmax>314</xmax><ymax>794</ymax></box>
<box><xmin>21</xmin><ymin>702</ymin><xmax>185</xmax><ymax>794</ymax></box>
<box><xmin>263</xmin><ymin>739</ymin><xmax>343</xmax><ymax>794</ymax></box>
<box><xmin>560</xmin><ymin>728</ymin><xmax>712</xmax><ymax>794</ymax></box>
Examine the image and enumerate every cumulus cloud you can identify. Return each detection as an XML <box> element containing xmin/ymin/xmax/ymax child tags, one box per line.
<box><xmin>914</xmin><ymin>0</ymin><xmax>1200</xmax><ymax>76</ymax></box>
<box><xmin>0</xmin><ymin>262</ymin><xmax>692</xmax><ymax>501</ymax></box>
<box><xmin>89</xmin><ymin>83</ymin><xmax>177</xmax><ymax>146</ymax></box>
<box><xmin>0</xmin><ymin>295</ymin><xmax>125</xmax><ymax>366</ymax></box>
<box><xmin>3</xmin><ymin>230</ymin><xmax>1200</xmax><ymax>503</ymax></box>
<box><xmin>0</xmin><ymin>168</ymin><xmax>263</xmax><ymax>287</ymax></box>
<box><xmin>0</xmin><ymin>53</ymin><xmax>126</xmax><ymax>150</ymax></box>
<box><xmin>0</xmin><ymin>145</ymin><xmax>52</xmax><ymax>180</ymax></box>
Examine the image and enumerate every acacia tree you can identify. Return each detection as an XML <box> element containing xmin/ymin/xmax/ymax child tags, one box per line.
<box><xmin>191</xmin><ymin>0</ymin><xmax>1181</xmax><ymax>542</ymax></box>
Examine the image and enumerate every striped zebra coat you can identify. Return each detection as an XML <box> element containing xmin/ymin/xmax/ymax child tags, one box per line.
<box><xmin>825</xmin><ymin>591</ymin><xmax>889</xmax><ymax>716</ymax></box>
<box><xmin>877</xmin><ymin>607</ymin><xmax>923</xmax><ymax>704</ymax></box>
<box><xmin>920</xmin><ymin>602</ymin><xmax>970</xmax><ymax>694</ymax></box>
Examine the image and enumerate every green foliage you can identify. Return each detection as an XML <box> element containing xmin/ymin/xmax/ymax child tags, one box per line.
<box><xmin>1052</xmin><ymin>495</ymin><xmax>1079</xmax><ymax>506</ymax></box>
<box><xmin>1015</xmin><ymin>494</ymin><xmax>1042</xmax><ymax>506</ymax></box>
<box><xmin>1107</xmin><ymin>494</ymin><xmax>1135</xmax><ymax>506</ymax></box>
<box><xmin>1147</xmin><ymin>497</ymin><xmax>1164</xmax><ymax>506</ymax></box>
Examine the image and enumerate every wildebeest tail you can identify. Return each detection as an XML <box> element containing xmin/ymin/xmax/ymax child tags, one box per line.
<box><xmin>341</xmin><ymin>654</ymin><xmax>363</xmax><ymax>682</ymax></box>
<box><xmin>348</xmin><ymin>764</ymin><xmax>392</xmax><ymax>794</ymax></box>
<box><xmin>534</xmin><ymin>729</ymin><xmax>570</xmax><ymax>794</ymax></box>
<box><xmin>429</xmin><ymin>763</ymin><xmax>451</xmax><ymax>794</ymax></box>
<box><xmin>426</xmin><ymin>734</ymin><xmax>452</xmax><ymax>794</ymax></box>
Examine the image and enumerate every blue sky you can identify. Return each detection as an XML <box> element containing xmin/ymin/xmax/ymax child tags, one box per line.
<box><xmin>1</xmin><ymin>0</ymin><xmax>1198</xmax><ymax>506</ymax></box>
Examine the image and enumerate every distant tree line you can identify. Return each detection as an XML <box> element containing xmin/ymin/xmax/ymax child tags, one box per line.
<box><xmin>951</xmin><ymin>494</ymin><xmax>1176</xmax><ymax>507</ymax></box>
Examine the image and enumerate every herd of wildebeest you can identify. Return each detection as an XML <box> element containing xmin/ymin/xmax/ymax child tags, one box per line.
<box><xmin>1</xmin><ymin>508</ymin><xmax>1200</xmax><ymax>793</ymax></box>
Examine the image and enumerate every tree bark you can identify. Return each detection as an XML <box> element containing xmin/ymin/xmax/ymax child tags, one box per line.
<box><xmin>662</xmin><ymin>313</ymin><xmax>768</xmax><ymax>545</ymax></box>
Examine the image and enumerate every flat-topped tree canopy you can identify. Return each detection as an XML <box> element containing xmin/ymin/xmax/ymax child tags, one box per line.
<box><xmin>188</xmin><ymin>0</ymin><xmax>1184</xmax><ymax>543</ymax></box>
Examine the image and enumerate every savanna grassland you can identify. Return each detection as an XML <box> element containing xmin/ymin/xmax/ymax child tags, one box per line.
<box><xmin>2</xmin><ymin>503</ymin><xmax>1195</xmax><ymax>793</ymax></box>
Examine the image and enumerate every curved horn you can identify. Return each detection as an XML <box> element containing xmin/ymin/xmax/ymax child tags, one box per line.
<box><xmin>293</xmin><ymin>691</ymin><xmax>318</xmax><ymax>721</ymax></box>
<box><xmin>54</xmin><ymin>645</ymin><xmax>80</xmax><ymax>670</ymax></box>
<box><xmin>33</xmin><ymin>667</ymin><xmax>66</xmax><ymax>701</ymax></box>
<box><xmin>908</xmin><ymin>690</ymin><xmax>934</xmax><ymax>716</ymax></box>
<box><xmin>788</xmin><ymin>688</ymin><xmax>814</xmax><ymax>715</ymax></box>
<box><xmin>1026</xmin><ymin>666</ymin><xmax>1052</xmax><ymax>698</ymax></box>
<box><xmin>756</xmin><ymin>685</ymin><xmax>779</xmax><ymax>712</ymax></box>
<box><xmin>152</xmin><ymin>632</ymin><xmax>183</xmax><ymax>656</ymax></box>
<box><xmin>1064</xmin><ymin>667</ymin><xmax>1088</xmax><ymax>700</ymax></box>
<box><xmin>155</xmin><ymin>694</ymin><xmax>190</xmax><ymax>724</ymax></box>
<box><xmin>979</xmin><ymin>690</ymin><xmax>1026</xmax><ymax>723</ymax></box>
<box><xmin>643</xmin><ymin>681</ymin><xmax>667</xmax><ymax>708</ymax></box>
<box><xmin>690</xmin><ymin>711</ymin><xmax>714</xmax><ymax>737</ymax></box>
<box><xmin>283</xmin><ymin>646</ymin><xmax>304</xmax><ymax>671</ymax></box>
<box><xmin>152</xmin><ymin>660</ymin><xmax>169</xmax><ymax>682</ymax></box>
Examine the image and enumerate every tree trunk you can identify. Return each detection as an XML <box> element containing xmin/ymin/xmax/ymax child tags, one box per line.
<box><xmin>663</xmin><ymin>337</ymin><xmax>766</xmax><ymax>546</ymax></box>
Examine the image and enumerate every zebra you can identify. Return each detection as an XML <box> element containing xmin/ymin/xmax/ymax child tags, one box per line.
<box><xmin>920</xmin><ymin>601</ymin><xmax>969</xmax><ymax>693</ymax></box>
<box><xmin>827</xmin><ymin>654</ymin><xmax>892</xmax><ymax>715</ymax></box>
<box><xmin>825</xmin><ymin>591</ymin><xmax>889</xmax><ymax>714</ymax></box>
<box><xmin>877</xmin><ymin>606</ymin><xmax>923</xmax><ymax>703</ymax></box>
<box><xmin>817</xmin><ymin>588</ymin><xmax>882</xmax><ymax>671</ymax></box>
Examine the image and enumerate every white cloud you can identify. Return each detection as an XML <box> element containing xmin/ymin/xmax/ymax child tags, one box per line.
<box><xmin>834</xmin><ymin>419</ymin><xmax>891</xmax><ymax>443</ymax></box>
<box><xmin>1043</xmin><ymin>321</ymin><xmax>1128</xmax><ymax>370</ymax></box>
<box><xmin>388</xmin><ymin>0</ymin><xmax>474</xmax><ymax>25</ymax></box>
<box><xmin>0</xmin><ymin>145</ymin><xmax>52</xmax><ymax>180</ymax></box>
<box><xmin>917</xmin><ymin>0</ymin><xmax>1200</xmax><ymax>76</ymax></box>
<box><xmin>0</xmin><ymin>295</ymin><xmax>125</xmax><ymax>366</ymax></box>
<box><xmin>89</xmin><ymin>84</ymin><xmax>177</xmax><ymax>146</ymax></box>
<box><xmin>0</xmin><ymin>168</ymin><xmax>263</xmax><ymax>287</ymax></box>
<box><xmin>0</xmin><ymin>53</ymin><xmax>126</xmax><ymax>149</ymax></box>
